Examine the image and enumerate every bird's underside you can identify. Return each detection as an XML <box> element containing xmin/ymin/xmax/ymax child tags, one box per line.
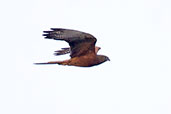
<box><xmin>35</xmin><ymin>28</ymin><xmax>110</xmax><ymax>67</ymax></box>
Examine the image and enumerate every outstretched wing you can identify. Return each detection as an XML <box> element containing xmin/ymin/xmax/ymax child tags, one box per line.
<box><xmin>54</xmin><ymin>46</ymin><xmax>101</xmax><ymax>56</ymax></box>
<box><xmin>54</xmin><ymin>47</ymin><xmax>70</xmax><ymax>56</ymax></box>
<box><xmin>43</xmin><ymin>28</ymin><xmax>97</xmax><ymax>58</ymax></box>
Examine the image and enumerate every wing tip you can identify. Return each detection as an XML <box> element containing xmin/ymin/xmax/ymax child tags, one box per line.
<box><xmin>50</xmin><ymin>28</ymin><xmax>57</xmax><ymax>30</ymax></box>
<box><xmin>43</xmin><ymin>31</ymin><xmax>50</xmax><ymax>33</ymax></box>
<box><xmin>51</xmin><ymin>28</ymin><xmax>60</xmax><ymax>30</ymax></box>
<box><xmin>50</xmin><ymin>28</ymin><xmax>66</xmax><ymax>31</ymax></box>
<box><xmin>42</xmin><ymin>34</ymin><xmax>50</xmax><ymax>38</ymax></box>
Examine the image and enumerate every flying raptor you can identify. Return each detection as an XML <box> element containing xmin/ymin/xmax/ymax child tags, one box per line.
<box><xmin>35</xmin><ymin>28</ymin><xmax>110</xmax><ymax>67</ymax></box>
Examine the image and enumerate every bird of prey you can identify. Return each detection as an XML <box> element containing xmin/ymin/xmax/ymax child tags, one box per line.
<box><xmin>35</xmin><ymin>28</ymin><xmax>110</xmax><ymax>67</ymax></box>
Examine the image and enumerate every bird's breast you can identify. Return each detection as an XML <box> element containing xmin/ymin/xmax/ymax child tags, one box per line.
<box><xmin>69</xmin><ymin>55</ymin><xmax>98</xmax><ymax>67</ymax></box>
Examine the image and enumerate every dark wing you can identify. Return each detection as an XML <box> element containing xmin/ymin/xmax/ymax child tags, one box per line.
<box><xmin>54</xmin><ymin>46</ymin><xmax>100</xmax><ymax>56</ymax></box>
<box><xmin>43</xmin><ymin>28</ymin><xmax>97</xmax><ymax>58</ymax></box>
<box><xmin>54</xmin><ymin>47</ymin><xmax>70</xmax><ymax>56</ymax></box>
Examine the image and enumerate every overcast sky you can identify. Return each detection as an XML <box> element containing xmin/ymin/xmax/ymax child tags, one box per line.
<box><xmin>0</xmin><ymin>0</ymin><xmax>171</xmax><ymax>114</ymax></box>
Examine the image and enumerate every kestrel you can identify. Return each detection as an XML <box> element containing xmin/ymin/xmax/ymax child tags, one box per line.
<box><xmin>35</xmin><ymin>28</ymin><xmax>110</xmax><ymax>67</ymax></box>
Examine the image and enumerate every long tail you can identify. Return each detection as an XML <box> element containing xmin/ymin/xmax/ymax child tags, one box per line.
<box><xmin>34</xmin><ymin>59</ymin><xmax>70</xmax><ymax>65</ymax></box>
<box><xmin>34</xmin><ymin>61</ymin><xmax>63</xmax><ymax>65</ymax></box>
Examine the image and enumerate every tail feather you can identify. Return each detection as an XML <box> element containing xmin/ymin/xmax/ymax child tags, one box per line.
<box><xmin>34</xmin><ymin>59</ymin><xmax>70</xmax><ymax>65</ymax></box>
<box><xmin>34</xmin><ymin>61</ymin><xmax>62</xmax><ymax>65</ymax></box>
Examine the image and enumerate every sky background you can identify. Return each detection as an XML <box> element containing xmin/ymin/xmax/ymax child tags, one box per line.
<box><xmin>0</xmin><ymin>0</ymin><xmax>171</xmax><ymax>114</ymax></box>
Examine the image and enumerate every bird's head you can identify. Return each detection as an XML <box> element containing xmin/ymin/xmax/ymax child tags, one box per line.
<box><xmin>103</xmin><ymin>55</ymin><xmax>110</xmax><ymax>61</ymax></box>
<box><xmin>97</xmin><ymin>55</ymin><xmax>110</xmax><ymax>64</ymax></box>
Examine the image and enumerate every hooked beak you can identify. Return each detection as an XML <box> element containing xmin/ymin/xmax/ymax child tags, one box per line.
<box><xmin>107</xmin><ymin>57</ymin><xmax>110</xmax><ymax>61</ymax></box>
